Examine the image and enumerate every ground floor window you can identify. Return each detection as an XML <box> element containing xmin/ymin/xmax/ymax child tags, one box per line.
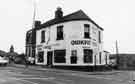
<box><xmin>32</xmin><ymin>49</ymin><xmax>35</xmax><ymax>58</ymax></box>
<box><xmin>99</xmin><ymin>52</ymin><xmax>102</xmax><ymax>64</ymax></box>
<box><xmin>105</xmin><ymin>54</ymin><xmax>108</xmax><ymax>64</ymax></box>
<box><xmin>37</xmin><ymin>51</ymin><xmax>44</xmax><ymax>63</ymax></box>
<box><xmin>84</xmin><ymin>49</ymin><xmax>93</xmax><ymax>63</ymax></box>
<box><xmin>54</xmin><ymin>50</ymin><xmax>66</xmax><ymax>63</ymax></box>
<box><xmin>28</xmin><ymin>47</ymin><xmax>32</xmax><ymax>57</ymax></box>
<box><xmin>71</xmin><ymin>50</ymin><xmax>77</xmax><ymax>64</ymax></box>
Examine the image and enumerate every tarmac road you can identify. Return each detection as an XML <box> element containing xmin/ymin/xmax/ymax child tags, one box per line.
<box><xmin>0</xmin><ymin>65</ymin><xmax>134</xmax><ymax>84</ymax></box>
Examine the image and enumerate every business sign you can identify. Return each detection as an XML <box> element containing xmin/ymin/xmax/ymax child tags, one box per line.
<box><xmin>36</xmin><ymin>43</ymin><xmax>60</xmax><ymax>50</ymax></box>
<box><xmin>71</xmin><ymin>40</ymin><xmax>91</xmax><ymax>45</ymax></box>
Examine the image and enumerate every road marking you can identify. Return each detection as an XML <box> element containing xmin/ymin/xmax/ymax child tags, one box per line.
<box><xmin>0</xmin><ymin>79</ymin><xmax>7</xmax><ymax>82</ymax></box>
<box><xmin>11</xmin><ymin>78</ymin><xmax>39</xmax><ymax>84</ymax></box>
<box><xmin>18</xmin><ymin>79</ymin><xmax>39</xmax><ymax>84</ymax></box>
<box><xmin>18</xmin><ymin>77</ymin><xmax>55</xmax><ymax>80</ymax></box>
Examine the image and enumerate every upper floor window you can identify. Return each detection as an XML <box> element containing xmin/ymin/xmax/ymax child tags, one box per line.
<box><xmin>84</xmin><ymin>24</ymin><xmax>90</xmax><ymax>38</ymax></box>
<box><xmin>41</xmin><ymin>30</ymin><xmax>45</xmax><ymax>43</ymax></box>
<box><xmin>56</xmin><ymin>25</ymin><xmax>63</xmax><ymax>40</ymax></box>
<box><xmin>26</xmin><ymin>33</ymin><xmax>32</xmax><ymax>43</ymax></box>
<box><xmin>98</xmin><ymin>31</ymin><xmax>101</xmax><ymax>43</ymax></box>
<box><xmin>92</xmin><ymin>27</ymin><xmax>97</xmax><ymax>41</ymax></box>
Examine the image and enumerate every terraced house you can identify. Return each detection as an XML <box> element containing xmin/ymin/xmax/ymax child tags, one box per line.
<box><xmin>26</xmin><ymin>7</ymin><xmax>109</xmax><ymax>70</ymax></box>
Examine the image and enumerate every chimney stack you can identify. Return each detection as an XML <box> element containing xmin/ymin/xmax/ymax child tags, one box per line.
<box><xmin>34</xmin><ymin>20</ymin><xmax>41</xmax><ymax>28</ymax></box>
<box><xmin>55</xmin><ymin>7</ymin><xmax>63</xmax><ymax>19</ymax></box>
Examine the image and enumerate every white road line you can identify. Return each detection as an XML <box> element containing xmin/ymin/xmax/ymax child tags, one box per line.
<box><xmin>18</xmin><ymin>79</ymin><xmax>39</xmax><ymax>84</ymax></box>
<box><xmin>11</xmin><ymin>78</ymin><xmax>39</xmax><ymax>84</ymax></box>
<box><xmin>18</xmin><ymin>77</ymin><xmax>55</xmax><ymax>80</ymax></box>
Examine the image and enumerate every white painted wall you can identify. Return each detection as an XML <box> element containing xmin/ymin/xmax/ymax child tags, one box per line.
<box><xmin>35</xmin><ymin>20</ymin><xmax>104</xmax><ymax>66</ymax></box>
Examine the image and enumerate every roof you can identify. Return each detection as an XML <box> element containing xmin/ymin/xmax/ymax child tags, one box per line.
<box><xmin>39</xmin><ymin>10</ymin><xmax>103</xmax><ymax>30</ymax></box>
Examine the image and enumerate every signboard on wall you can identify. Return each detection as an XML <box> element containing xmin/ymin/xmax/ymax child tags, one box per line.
<box><xmin>71</xmin><ymin>40</ymin><xmax>91</xmax><ymax>45</ymax></box>
<box><xmin>36</xmin><ymin>43</ymin><xmax>60</xmax><ymax>50</ymax></box>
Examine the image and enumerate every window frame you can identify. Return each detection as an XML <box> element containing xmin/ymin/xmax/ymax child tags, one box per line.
<box><xmin>105</xmin><ymin>54</ymin><xmax>108</xmax><ymax>64</ymax></box>
<box><xmin>37</xmin><ymin>51</ymin><xmax>44</xmax><ymax>63</ymax></box>
<box><xmin>41</xmin><ymin>30</ymin><xmax>45</xmax><ymax>43</ymax></box>
<box><xmin>71</xmin><ymin>50</ymin><xmax>77</xmax><ymax>64</ymax></box>
<box><xmin>99</xmin><ymin>52</ymin><xmax>102</xmax><ymax>64</ymax></box>
<box><xmin>84</xmin><ymin>24</ymin><xmax>90</xmax><ymax>39</ymax></box>
<box><xmin>54</xmin><ymin>50</ymin><xmax>66</xmax><ymax>63</ymax></box>
<box><xmin>98</xmin><ymin>31</ymin><xmax>101</xmax><ymax>43</ymax></box>
<box><xmin>56</xmin><ymin>25</ymin><xmax>64</xmax><ymax>40</ymax></box>
<box><xmin>83</xmin><ymin>49</ymin><xmax>93</xmax><ymax>63</ymax></box>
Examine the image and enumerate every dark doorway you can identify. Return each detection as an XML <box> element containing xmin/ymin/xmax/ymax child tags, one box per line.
<box><xmin>47</xmin><ymin>51</ymin><xmax>53</xmax><ymax>67</ymax></box>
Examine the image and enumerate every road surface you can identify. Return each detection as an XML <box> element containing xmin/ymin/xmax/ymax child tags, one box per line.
<box><xmin>0</xmin><ymin>66</ymin><xmax>134</xmax><ymax>84</ymax></box>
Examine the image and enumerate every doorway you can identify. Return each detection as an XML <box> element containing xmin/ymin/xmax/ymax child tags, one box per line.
<box><xmin>47</xmin><ymin>51</ymin><xmax>53</xmax><ymax>67</ymax></box>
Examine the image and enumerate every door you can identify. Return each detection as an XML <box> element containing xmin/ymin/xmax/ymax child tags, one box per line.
<box><xmin>47</xmin><ymin>51</ymin><xmax>53</xmax><ymax>66</ymax></box>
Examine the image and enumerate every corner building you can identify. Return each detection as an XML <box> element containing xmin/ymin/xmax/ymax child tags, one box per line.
<box><xmin>27</xmin><ymin>8</ymin><xmax>106</xmax><ymax>70</ymax></box>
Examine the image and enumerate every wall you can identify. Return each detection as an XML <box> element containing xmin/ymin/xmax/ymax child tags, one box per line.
<box><xmin>35</xmin><ymin>20</ymin><xmax>104</xmax><ymax>66</ymax></box>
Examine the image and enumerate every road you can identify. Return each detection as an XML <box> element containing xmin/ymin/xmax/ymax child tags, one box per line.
<box><xmin>0</xmin><ymin>66</ymin><xmax>134</xmax><ymax>84</ymax></box>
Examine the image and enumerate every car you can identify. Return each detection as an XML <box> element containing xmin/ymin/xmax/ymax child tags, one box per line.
<box><xmin>0</xmin><ymin>56</ymin><xmax>9</xmax><ymax>66</ymax></box>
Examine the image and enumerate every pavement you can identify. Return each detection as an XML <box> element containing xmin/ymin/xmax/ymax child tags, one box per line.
<box><xmin>10</xmin><ymin>63</ymin><xmax>122</xmax><ymax>75</ymax></box>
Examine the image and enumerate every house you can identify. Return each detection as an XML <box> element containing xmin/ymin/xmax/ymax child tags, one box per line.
<box><xmin>26</xmin><ymin>7</ymin><xmax>108</xmax><ymax>70</ymax></box>
<box><xmin>7</xmin><ymin>45</ymin><xmax>18</xmax><ymax>63</ymax></box>
<box><xmin>110</xmin><ymin>54</ymin><xmax>135</xmax><ymax>70</ymax></box>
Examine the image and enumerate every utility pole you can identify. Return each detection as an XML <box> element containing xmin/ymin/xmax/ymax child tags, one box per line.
<box><xmin>29</xmin><ymin>0</ymin><xmax>37</xmax><ymax>64</ymax></box>
<box><xmin>116</xmin><ymin>40</ymin><xmax>119</xmax><ymax>69</ymax></box>
<box><xmin>32</xmin><ymin>0</ymin><xmax>37</xmax><ymax>29</ymax></box>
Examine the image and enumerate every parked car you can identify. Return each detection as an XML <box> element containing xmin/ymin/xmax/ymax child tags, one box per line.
<box><xmin>0</xmin><ymin>56</ymin><xmax>9</xmax><ymax>66</ymax></box>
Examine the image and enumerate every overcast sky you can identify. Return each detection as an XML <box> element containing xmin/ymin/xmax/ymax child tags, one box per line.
<box><xmin>0</xmin><ymin>0</ymin><xmax>134</xmax><ymax>54</ymax></box>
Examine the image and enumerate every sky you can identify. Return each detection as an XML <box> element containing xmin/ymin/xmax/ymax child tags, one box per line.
<box><xmin>0</xmin><ymin>0</ymin><xmax>134</xmax><ymax>54</ymax></box>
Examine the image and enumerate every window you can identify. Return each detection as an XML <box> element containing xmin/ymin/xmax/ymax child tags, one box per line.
<box><xmin>98</xmin><ymin>31</ymin><xmax>101</xmax><ymax>43</ymax></box>
<box><xmin>37</xmin><ymin>51</ymin><xmax>44</xmax><ymax>63</ymax></box>
<box><xmin>99</xmin><ymin>52</ymin><xmax>102</xmax><ymax>64</ymax></box>
<box><xmin>92</xmin><ymin>27</ymin><xmax>97</xmax><ymax>41</ymax></box>
<box><xmin>105</xmin><ymin>54</ymin><xmax>108</xmax><ymax>64</ymax></box>
<box><xmin>28</xmin><ymin>47</ymin><xmax>31</xmax><ymax>57</ymax></box>
<box><xmin>54</xmin><ymin>50</ymin><xmax>66</xmax><ymax>63</ymax></box>
<box><xmin>84</xmin><ymin>49</ymin><xmax>93</xmax><ymax>63</ymax></box>
<box><xmin>26</xmin><ymin>32</ymin><xmax>32</xmax><ymax>44</ymax></box>
<box><xmin>56</xmin><ymin>25</ymin><xmax>63</xmax><ymax>40</ymax></box>
<box><xmin>71</xmin><ymin>50</ymin><xmax>77</xmax><ymax>64</ymax></box>
<box><xmin>84</xmin><ymin>24</ymin><xmax>90</xmax><ymax>38</ymax></box>
<box><xmin>41</xmin><ymin>30</ymin><xmax>45</xmax><ymax>43</ymax></box>
<box><xmin>32</xmin><ymin>49</ymin><xmax>35</xmax><ymax>58</ymax></box>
